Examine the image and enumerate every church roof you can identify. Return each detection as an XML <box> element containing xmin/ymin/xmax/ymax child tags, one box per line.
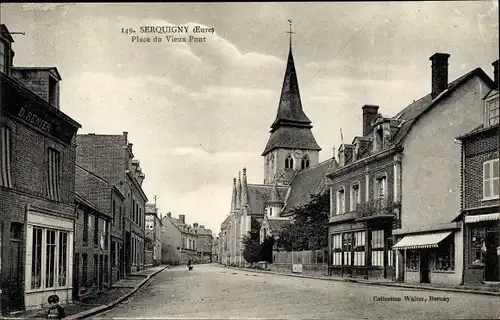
<box><xmin>247</xmin><ymin>184</ymin><xmax>289</xmax><ymax>215</ymax></box>
<box><xmin>262</xmin><ymin>47</ymin><xmax>321</xmax><ymax>155</ymax></box>
<box><xmin>281</xmin><ymin>157</ymin><xmax>336</xmax><ymax>216</ymax></box>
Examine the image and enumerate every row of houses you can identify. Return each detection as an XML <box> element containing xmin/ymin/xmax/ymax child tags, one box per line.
<box><xmin>0</xmin><ymin>23</ymin><xmax>202</xmax><ymax>313</ymax></box>
<box><xmin>218</xmin><ymin>35</ymin><xmax>499</xmax><ymax>287</ymax></box>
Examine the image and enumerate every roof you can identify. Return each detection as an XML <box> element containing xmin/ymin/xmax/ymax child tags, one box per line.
<box><xmin>247</xmin><ymin>184</ymin><xmax>289</xmax><ymax>215</ymax></box>
<box><xmin>282</xmin><ymin>158</ymin><xmax>336</xmax><ymax>215</ymax></box>
<box><xmin>393</xmin><ymin>68</ymin><xmax>495</xmax><ymax>145</ymax></box>
<box><xmin>456</xmin><ymin>123</ymin><xmax>499</xmax><ymax>140</ymax></box>
<box><xmin>262</xmin><ymin>47</ymin><xmax>321</xmax><ymax>155</ymax></box>
<box><xmin>268</xmin><ymin>218</ymin><xmax>291</xmax><ymax>233</ymax></box>
<box><xmin>0</xmin><ymin>24</ymin><xmax>14</xmax><ymax>42</ymax></box>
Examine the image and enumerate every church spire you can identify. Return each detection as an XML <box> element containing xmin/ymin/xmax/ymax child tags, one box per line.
<box><xmin>261</xmin><ymin>22</ymin><xmax>321</xmax><ymax>156</ymax></box>
<box><xmin>241</xmin><ymin>168</ymin><xmax>249</xmax><ymax>207</ymax></box>
<box><xmin>231</xmin><ymin>177</ymin><xmax>237</xmax><ymax>212</ymax></box>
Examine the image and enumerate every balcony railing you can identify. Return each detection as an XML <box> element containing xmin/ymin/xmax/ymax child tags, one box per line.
<box><xmin>355</xmin><ymin>198</ymin><xmax>396</xmax><ymax>220</ymax></box>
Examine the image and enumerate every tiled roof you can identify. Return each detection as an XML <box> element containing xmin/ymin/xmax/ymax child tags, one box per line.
<box><xmin>262</xmin><ymin>126</ymin><xmax>322</xmax><ymax>155</ymax></box>
<box><xmin>393</xmin><ymin>68</ymin><xmax>494</xmax><ymax>145</ymax></box>
<box><xmin>268</xmin><ymin>218</ymin><xmax>291</xmax><ymax>232</ymax></box>
<box><xmin>456</xmin><ymin>123</ymin><xmax>499</xmax><ymax>140</ymax></box>
<box><xmin>282</xmin><ymin>158</ymin><xmax>336</xmax><ymax>215</ymax></box>
<box><xmin>247</xmin><ymin>184</ymin><xmax>289</xmax><ymax>215</ymax></box>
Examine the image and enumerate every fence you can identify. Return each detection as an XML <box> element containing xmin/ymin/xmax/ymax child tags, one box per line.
<box><xmin>273</xmin><ymin>249</ymin><xmax>328</xmax><ymax>264</ymax></box>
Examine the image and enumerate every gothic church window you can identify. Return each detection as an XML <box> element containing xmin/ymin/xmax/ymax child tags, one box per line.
<box><xmin>285</xmin><ymin>154</ymin><xmax>294</xmax><ymax>169</ymax></box>
<box><xmin>301</xmin><ymin>155</ymin><xmax>310</xmax><ymax>169</ymax></box>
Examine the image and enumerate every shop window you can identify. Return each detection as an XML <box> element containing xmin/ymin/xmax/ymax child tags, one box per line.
<box><xmin>331</xmin><ymin>234</ymin><xmax>342</xmax><ymax>265</ymax></box>
<box><xmin>435</xmin><ymin>237</ymin><xmax>455</xmax><ymax>271</ymax></box>
<box><xmin>406</xmin><ymin>250</ymin><xmax>419</xmax><ymax>271</ymax></box>
<box><xmin>470</xmin><ymin>227</ymin><xmax>486</xmax><ymax>264</ymax></box>
<box><xmin>353</xmin><ymin>231</ymin><xmax>366</xmax><ymax>266</ymax></box>
<box><xmin>371</xmin><ymin>230</ymin><xmax>384</xmax><ymax>267</ymax></box>
<box><xmin>58</xmin><ymin>232</ymin><xmax>68</xmax><ymax>287</ymax></box>
<box><xmin>46</xmin><ymin>229</ymin><xmax>56</xmax><ymax>288</ymax></box>
<box><xmin>31</xmin><ymin>228</ymin><xmax>43</xmax><ymax>289</ymax></box>
<box><xmin>342</xmin><ymin>233</ymin><xmax>352</xmax><ymax>266</ymax></box>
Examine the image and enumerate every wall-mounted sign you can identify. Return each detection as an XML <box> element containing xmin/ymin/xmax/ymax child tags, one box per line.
<box><xmin>292</xmin><ymin>264</ymin><xmax>303</xmax><ymax>273</ymax></box>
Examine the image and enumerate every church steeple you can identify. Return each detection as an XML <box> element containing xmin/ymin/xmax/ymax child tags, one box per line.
<box><xmin>231</xmin><ymin>177</ymin><xmax>237</xmax><ymax>212</ymax></box>
<box><xmin>262</xmin><ymin>21</ymin><xmax>321</xmax><ymax>185</ymax></box>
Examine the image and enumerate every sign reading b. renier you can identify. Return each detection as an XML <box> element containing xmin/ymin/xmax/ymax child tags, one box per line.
<box><xmin>17</xmin><ymin>107</ymin><xmax>53</xmax><ymax>133</ymax></box>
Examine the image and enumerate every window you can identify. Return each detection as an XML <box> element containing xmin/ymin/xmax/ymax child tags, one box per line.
<box><xmin>93</xmin><ymin>254</ymin><xmax>98</xmax><ymax>284</ymax></box>
<box><xmin>58</xmin><ymin>232</ymin><xmax>68</xmax><ymax>286</ymax></box>
<box><xmin>83</xmin><ymin>212</ymin><xmax>89</xmax><ymax>244</ymax></box>
<box><xmin>119</xmin><ymin>206</ymin><xmax>122</xmax><ymax>229</ymax></box>
<box><xmin>112</xmin><ymin>200</ymin><xmax>116</xmax><ymax>225</ymax></box>
<box><xmin>0</xmin><ymin>126</ymin><xmax>12</xmax><ymax>188</ymax></box>
<box><xmin>350</xmin><ymin>183</ymin><xmax>361</xmax><ymax>211</ymax></box>
<box><xmin>434</xmin><ymin>237</ymin><xmax>455</xmax><ymax>271</ymax></box>
<box><xmin>406</xmin><ymin>250</ymin><xmax>419</xmax><ymax>271</ymax></box>
<box><xmin>0</xmin><ymin>40</ymin><xmax>6</xmax><ymax>73</ymax></box>
<box><xmin>336</xmin><ymin>188</ymin><xmax>345</xmax><ymax>215</ymax></box>
<box><xmin>371</xmin><ymin>230</ymin><xmax>384</xmax><ymax>267</ymax></box>
<box><xmin>470</xmin><ymin>227</ymin><xmax>486</xmax><ymax>264</ymax></box>
<box><xmin>387</xmin><ymin>238</ymin><xmax>393</xmax><ymax>267</ymax></box>
<box><xmin>375</xmin><ymin>176</ymin><xmax>387</xmax><ymax>205</ymax></box>
<box><xmin>47</xmin><ymin>148</ymin><xmax>61</xmax><ymax>201</ymax></box>
<box><xmin>31</xmin><ymin>228</ymin><xmax>43</xmax><ymax>289</ymax></box>
<box><xmin>353</xmin><ymin>231</ymin><xmax>365</xmax><ymax>266</ymax></box>
<box><xmin>486</xmin><ymin>97</ymin><xmax>499</xmax><ymax>126</ymax></box>
<box><xmin>301</xmin><ymin>155</ymin><xmax>310</xmax><ymax>169</ymax></box>
<box><xmin>331</xmin><ymin>234</ymin><xmax>342</xmax><ymax>265</ymax></box>
<box><xmin>81</xmin><ymin>254</ymin><xmax>88</xmax><ymax>288</ymax></box>
<box><xmin>10</xmin><ymin>222</ymin><xmax>22</xmax><ymax>240</ymax></box>
<box><xmin>483</xmin><ymin>159</ymin><xmax>499</xmax><ymax>199</ymax></box>
<box><xmin>103</xmin><ymin>221</ymin><xmax>109</xmax><ymax>250</ymax></box>
<box><xmin>46</xmin><ymin>230</ymin><xmax>56</xmax><ymax>288</ymax></box>
<box><xmin>285</xmin><ymin>154</ymin><xmax>294</xmax><ymax>169</ymax></box>
<box><xmin>94</xmin><ymin>217</ymin><xmax>99</xmax><ymax>247</ymax></box>
<box><xmin>342</xmin><ymin>233</ymin><xmax>352</xmax><ymax>266</ymax></box>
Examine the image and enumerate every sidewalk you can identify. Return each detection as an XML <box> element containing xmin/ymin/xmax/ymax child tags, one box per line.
<box><xmin>219</xmin><ymin>265</ymin><xmax>500</xmax><ymax>296</ymax></box>
<box><xmin>4</xmin><ymin>265</ymin><xmax>168</xmax><ymax>320</ymax></box>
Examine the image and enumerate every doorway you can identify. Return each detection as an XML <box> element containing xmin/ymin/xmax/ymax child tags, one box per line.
<box><xmin>8</xmin><ymin>223</ymin><xmax>23</xmax><ymax>310</ymax></box>
<box><xmin>420</xmin><ymin>249</ymin><xmax>430</xmax><ymax>283</ymax></box>
<box><xmin>485</xmin><ymin>231</ymin><xmax>500</xmax><ymax>281</ymax></box>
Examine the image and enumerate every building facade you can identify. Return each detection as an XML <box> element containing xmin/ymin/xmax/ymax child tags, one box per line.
<box><xmin>0</xmin><ymin>24</ymin><xmax>81</xmax><ymax>312</ymax></box>
<box><xmin>73</xmin><ymin>193</ymin><xmax>112</xmax><ymax>301</ymax></box>
<box><xmin>75</xmin><ymin>132</ymin><xmax>148</xmax><ymax>276</ymax></box>
<box><xmin>145</xmin><ymin>203</ymin><xmax>162</xmax><ymax>266</ymax></box>
<box><xmin>391</xmin><ymin>54</ymin><xmax>496</xmax><ymax>286</ymax></box>
<box><xmin>194</xmin><ymin>224</ymin><xmax>213</xmax><ymax>263</ymax></box>
<box><xmin>457</xmin><ymin>62</ymin><xmax>499</xmax><ymax>284</ymax></box>
<box><xmin>160</xmin><ymin>213</ymin><xmax>182</xmax><ymax>265</ymax></box>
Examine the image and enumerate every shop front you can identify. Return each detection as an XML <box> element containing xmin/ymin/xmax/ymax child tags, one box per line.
<box><xmin>393</xmin><ymin>225</ymin><xmax>463</xmax><ymax>286</ymax></box>
<box><xmin>463</xmin><ymin>213</ymin><xmax>500</xmax><ymax>284</ymax></box>
<box><xmin>24</xmin><ymin>204</ymin><xmax>74</xmax><ymax>310</ymax></box>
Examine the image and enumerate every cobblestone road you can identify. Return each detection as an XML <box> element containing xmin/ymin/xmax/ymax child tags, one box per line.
<box><xmin>96</xmin><ymin>264</ymin><xmax>500</xmax><ymax>319</ymax></box>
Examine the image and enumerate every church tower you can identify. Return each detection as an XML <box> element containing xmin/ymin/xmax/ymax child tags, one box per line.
<box><xmin>262</xmin><ymin>22</ymin><xmax>321</xmax><ymax>185</ymax></box>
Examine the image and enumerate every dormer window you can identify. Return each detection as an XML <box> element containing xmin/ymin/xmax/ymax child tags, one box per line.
<box><xmin>485</xmin><ymin>97</ymin><xmax>499</xmax><ymax>127</ymax></box>
<box><xmin>301</xmin><ymin>155</ymin><xmax>310</xmax><ymax>169</ymax></box>
<box><xmin>285</xmin><ymin>154</ymin><xmax>294</xmax><ymax>169</ymax></box>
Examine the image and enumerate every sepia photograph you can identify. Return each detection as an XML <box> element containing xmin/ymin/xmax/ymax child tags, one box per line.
<box><xmin>0</xmin><ymin>1</ymin><xmax>499</xmax><ymax>319</ymax></box>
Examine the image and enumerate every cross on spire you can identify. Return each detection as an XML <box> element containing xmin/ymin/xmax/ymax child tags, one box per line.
<box><xmin>285</xmin><ymin>19</ymin><xmax>295</xmax><ymax>49</ymax></box>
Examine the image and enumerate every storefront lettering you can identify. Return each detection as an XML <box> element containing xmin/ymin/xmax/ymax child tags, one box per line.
<box><xmin>18</xmin><ymin>107</ymin><xmax>53</xmax><ymax>133</ymax></box>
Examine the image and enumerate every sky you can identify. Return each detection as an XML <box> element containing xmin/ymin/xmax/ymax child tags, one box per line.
<box><xmin>1</xmin><ymin>2</ymin><xmax>498</xmax><ymax>234</ymax></box>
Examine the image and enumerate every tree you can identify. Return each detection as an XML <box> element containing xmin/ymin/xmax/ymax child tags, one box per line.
<box><xmin>242</xmin><ymin>217</ymin><xmax>261</xmax><ymax>263</ymax></box>
<box><xmin>275</xmin><ymin>191</ymin><xmax>329</xmax><ymax>251</ymax></box>
<box><xmin>257</xmin><ymin>236</ymin><xmax>275</xmax><ymax>263</ymax></box>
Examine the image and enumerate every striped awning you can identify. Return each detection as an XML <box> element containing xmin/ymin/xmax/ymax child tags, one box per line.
<box><xmin>465</xmin><ymin>213</ymin><xmax>500</xmax><ymax>224</ymax></box>
<box><xmin>392</xmin><ymin>231</ymin><xmax>452</xmax><ymax>250</ymax></box>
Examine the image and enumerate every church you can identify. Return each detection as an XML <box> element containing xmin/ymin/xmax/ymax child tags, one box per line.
<box><xmin>219</xmin><ymin>30</ymin><xmax>337</xmax><ymax>266</ymax></box>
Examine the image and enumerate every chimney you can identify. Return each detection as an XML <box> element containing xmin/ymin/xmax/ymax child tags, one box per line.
<box><xmin>179</xmin><ymin>214</ymin><xmax>185</xmax><ymax>224</ymax></box>
<box><xmin>362</xmin><ymin>105</ymin><xmax>379</xmax><ymax>136</ymax></box>
<box><xmin>493</xmin><ymin>59</ymin><xmax>499</xmax><ymax>90</ymax></box>
<box><xmin>430</xmin><ymin>53</ymin><xmax>450</xmax><ymax>99</ymax></box>
<box><xmin>200</xmin><ymin>225</ymin><xmax>205</xmax><ymax>229</ymax></box>
<box><xmin>193</xmin><ymin>223</ymin><xmax>199</xmax><ymax>228</ymax></box>
<box><xmin>167</xmin><ymin>212</ymin><xmax>171</xmax><ymax>218</ymax></box>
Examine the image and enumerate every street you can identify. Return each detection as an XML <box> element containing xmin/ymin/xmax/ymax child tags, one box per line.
<box><xmin>96</xmin><ymin>264</ymin><xmax>500</xmax><ymax>320</ymax></box>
